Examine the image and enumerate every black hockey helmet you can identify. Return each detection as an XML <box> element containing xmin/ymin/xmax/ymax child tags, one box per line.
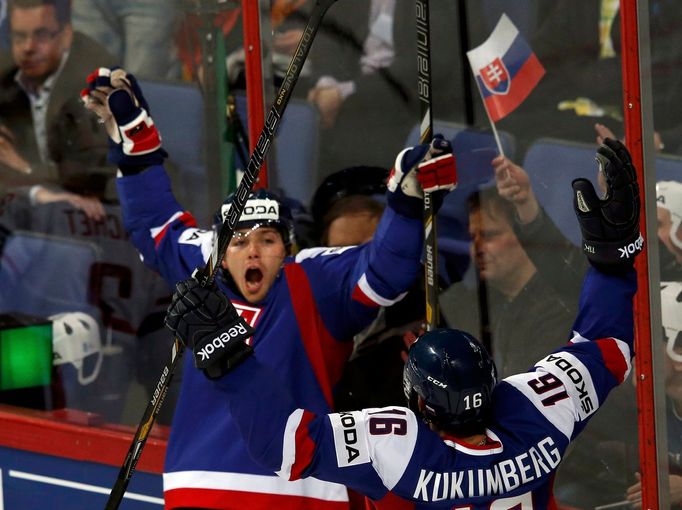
<box><xmin>310</xmin><ymin>166</ymin><xmax>389</xmax><ymax>226</ymax></box>
<box><xmin>403</xmin><ymin>328</ymin><xmax>497</xmax><ymax>436</ymax></box>
<box><xmin>214</xmin><ymin>188</ymin><xmax>295</xmax><ymax>246</ymax></box>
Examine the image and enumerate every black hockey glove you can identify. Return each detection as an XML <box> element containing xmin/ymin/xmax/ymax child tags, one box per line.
<box><xmin>165</xmin><ymin>277</ymin><xmax>254</xmax><ymax>379</ymax></box>
<box><xmin>386</xmin><ymin>135</ymin><xmax>457</xmax><ymax>218</ymax></box>
<box><xmin>81</xmin><ymin>67</ymin><xmax>167</xmax><ymax>174</ymax></box>
<box><xmin>572</xmin><ymin>138</ymin><xmax>643</xmax><ymax>274</ymax></box>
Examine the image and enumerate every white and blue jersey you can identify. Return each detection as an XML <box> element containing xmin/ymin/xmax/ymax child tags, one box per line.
<box><xmin>116</xmin><ymin>165</ymin><xmax>424</xmax><ymax>509</ymax></box>
<box><xmin>218</xmin><ymin>268</ymin><xmax>636</xmax><ymax>510</ymax></box>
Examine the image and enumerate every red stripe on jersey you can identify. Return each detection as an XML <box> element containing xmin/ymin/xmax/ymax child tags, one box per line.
<box><xmin>153</xmin><ymin>212</ymin><xmax>197</xmax><ymax>247</ymax></box>
<box><xmin>164</xmin><ymin>486</ymin><xmax>349</xmax><ymax>510</ymax></box>
<box><xmin>290</xmin><ymin>410</ymin><xmax>317</xmax><ymax>480</ymax></box>
<box><xmin>284</xmin><ymin>264</ymin><xmax>353</xmax><ymax>407</ymax></box>
<box><xmin>595</xmin><ymin>337</ymin><xmax>629</xmax><ymax>383</ymax></box>
<box><xmin>351</xmin><ymin>284</ymin><xmax>381</xmax><ymax>307</ymax></box>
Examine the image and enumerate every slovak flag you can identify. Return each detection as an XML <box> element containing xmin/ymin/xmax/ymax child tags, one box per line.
<box><xmin>467</xmin><ymin>14</ymin><xmax>545</xmax><ymax>122</ymax></box>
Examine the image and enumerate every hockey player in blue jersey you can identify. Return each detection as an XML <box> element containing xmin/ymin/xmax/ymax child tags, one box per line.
<box><xmin>165</xmin><ymin>138</ymin><xmax>643</xmax><ymax>509</ymax></box>
<box><xmin>82</xmin><ymin>67</ymin><xmax>457</xmax><ymax>509</ymax></box>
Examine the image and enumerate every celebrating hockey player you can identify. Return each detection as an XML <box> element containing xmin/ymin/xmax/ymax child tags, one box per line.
<box><xmin>82</xmin><ymin>67</ymin><xmax>457</xmax><ymax>509</ymax></box>
<box><xmin>165</xmin><ymin>138</ymin><xmax>643</xmax><ymax>509</ymax></box>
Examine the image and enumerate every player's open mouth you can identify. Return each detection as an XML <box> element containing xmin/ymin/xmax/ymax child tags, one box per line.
<box><xmin>245</xmin><ymin>268</ymin><xmax>263</xmax><ymax>291</ymax></box>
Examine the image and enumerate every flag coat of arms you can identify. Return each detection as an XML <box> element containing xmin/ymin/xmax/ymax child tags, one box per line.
<box><xmin>467</xmin><ymin>14</ymin><xmax>545</xmax><ymax>122</ymax></box>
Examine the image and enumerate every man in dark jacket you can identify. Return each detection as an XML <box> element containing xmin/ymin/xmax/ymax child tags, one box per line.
<box><xmin>0</xmin><ymin>0</ymin><xmax>116</xmax><ymax>208</ymax></box>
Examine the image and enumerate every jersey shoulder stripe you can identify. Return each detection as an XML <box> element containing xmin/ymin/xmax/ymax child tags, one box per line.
<box><xmin>151</xmin><ymin>211</ymin><xmax>195</xmax><ymax>246</ymax></box>
<box><xmin>353</xmin><ymin>274</ymin><xmax>408</xmax><ymax>307</ymax></box>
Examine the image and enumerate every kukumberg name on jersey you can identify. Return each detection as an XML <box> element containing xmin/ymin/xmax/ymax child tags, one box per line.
<box><xmin>412</xmin><ymin>437</ymin><xmax>560</xmax><ymax>502</ymax></box>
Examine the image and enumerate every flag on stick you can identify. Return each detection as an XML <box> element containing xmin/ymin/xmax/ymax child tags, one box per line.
<box><xmin>467</xmin><ymin>14</ymin><xmax>545</xmax><ymax>123</ymax></box>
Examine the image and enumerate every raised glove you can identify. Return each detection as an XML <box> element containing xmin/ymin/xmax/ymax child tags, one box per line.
<box><xmin>387</xmin><ymin>135</ymin><xmax>457</xmax><ymax>218</ymax></box>
<box><xmin>165</xmin><ymin>277</ymin><xmax>255</xmax><ymax>379</ymax></box>
<box><xmin>81</xmin><ymin>67</ymin><xmax>166</xmax><ymax>172</ymax></box>
<box><xmin>572</xmin><ymin>138</ymin><xmax>643</xmax><ymax>273</ymax></box>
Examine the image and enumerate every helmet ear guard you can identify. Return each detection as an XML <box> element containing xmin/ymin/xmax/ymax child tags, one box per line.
<box><xmin>403</xmin><ymin>328</ymin><xmax>497</xmax><ymax>436</ymax></box>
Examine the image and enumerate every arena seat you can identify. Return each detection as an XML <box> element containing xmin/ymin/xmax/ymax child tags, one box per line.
<box><xmin>655</xmin><ymin>152</ymin><xmax>682</xmax><ymax>183</ymax></box>
<box><xmin>405</xmin><ymin>121</ymin><xmax>516</xmax><ymax>285</ymax></box>
<box><xmin>234</xmin><ymin>92</ymin><xmax>320</xmax><ymax>206</ymax></box>
<box><xmin>523</xmin><ymin>138</ymin><xmax>682</xmax><ymax>247</ymax></box>
<box><xmin>0</xmin><ymin>231</ymin><xmax>102</xmax><ymax>319</ymax></box>
<box><xmin>138</xmin><ymin>79</ymin><xmax>208</xmax><ymax>221</ymax></box>
<box><xmin>522</xmin><ymin>138</ymin><xmax>597</xmax><ymax>247</ymax></box>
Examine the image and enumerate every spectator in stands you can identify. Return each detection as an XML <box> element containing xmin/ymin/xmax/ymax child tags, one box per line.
<box><xmin>438</xmin><ymin>184</ymin><xmax>575</xmax><ymax>377</ymax></box>
<box><xmin>309</xmin><ymin>0</ymin><xmax>464</xmax><ymax>178</ymax></box>
<box><xmin>223</xmin><ymin>0</ymin><xmax>315</xmax><ymax>93</ymax></box>
<box><xmin>71</xmin><ymin>0</ymin><xmax>181</xmax><ymax>80</ymax></box>
<box><xmin>0</xmin><ymin>0</ymin><xmax>116</xmax><ymax>218</ymax></box>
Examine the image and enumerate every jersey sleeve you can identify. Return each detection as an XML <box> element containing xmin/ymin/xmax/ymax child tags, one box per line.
<box><xmin>502</xmin><ymin>267</ymin><xmax>636</xmax><ymax>442</ymax></box>
<box><xmin>294</xmin><ymin>206</ymin><xmax>424</xmax><ymax>339</ymax></box>
<box><xmin>116</xmin><ymin>165</ymin><xmax>213</xmax><ymax>284</ymax></box>
<box><xmin>217</xmin><ymin>354</ymin><xmax>442</xmax><ymax>503</ymax></box>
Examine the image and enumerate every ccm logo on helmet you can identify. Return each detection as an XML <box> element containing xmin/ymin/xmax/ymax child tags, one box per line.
<box><xmin>427</xmin><ymin>375</ymin><xmax>447</xmax><ymax>389</ymax></box>
<box><xmin>618</xmin><ymin>233</ymin><xmax>644</xmax><ymax>259</ymax></box>
<box><xmin>198</xmin><ymin>324</ymin><xmax>249</xmax><ymax>361</ymax></box>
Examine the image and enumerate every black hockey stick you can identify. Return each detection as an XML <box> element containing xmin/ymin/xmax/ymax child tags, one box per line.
<box><xmin>415</xmin><ymin>0</ymin><xmax>440</xmax><ymax>331</ymax></box>
<box><xmin>104</xmin><ymin>1</ymin><xmax>338</xmax><ymax>508</ymax></box>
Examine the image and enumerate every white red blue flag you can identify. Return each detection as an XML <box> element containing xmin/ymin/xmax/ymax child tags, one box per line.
<box><xmin>467</xmin><ymin>14</ymin><xmax>545</xmax><ymax>122</ymax></box>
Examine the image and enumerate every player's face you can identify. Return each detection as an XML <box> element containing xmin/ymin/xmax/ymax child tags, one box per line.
<box><xmin>10</xmin><ymin>5</ymin><xmax>72</xmax><ymax>82</ymax></box>
<box><xmin>469</xmin><ymin>207</ymin><xmax>528</xmax><ymax>284</ymax></box>
<box><xmin>326</xmin><ymin>212</ymin><xmax>379</xmax><ymax>246</ymax></box>
<box><xmin>657</xmin><ymin>206</ymin><xmax>682</xmax><ymax>263</ymax></box>
<box><xmin>222</xmin><ymin>227</ymin><xmax>287</xmax><ymax>303</ymax></box>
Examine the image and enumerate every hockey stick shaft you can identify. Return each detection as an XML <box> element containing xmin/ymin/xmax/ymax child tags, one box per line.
<box><xmin>104</xmin><ymin>1</ymin><xmax>338</xmax><ymax>508</ymax></box>
<box><xmin>416</xmin><ymin>0</ymin><xmax>439</xmax><ymax>330</ymax></box>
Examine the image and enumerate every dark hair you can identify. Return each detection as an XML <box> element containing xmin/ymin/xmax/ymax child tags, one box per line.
<box><xmin>466</xmin><ymin>185</ymin><xmax>516</xmax><ymax>226</ymax></box>
<box><xmin>321</xmin><ymin>195</ymin><xmax>385</xmax><ymax>246</ymax></box>
<box><xmin>9</xmin><ymin>0</ymin><xmax>71</xmax><ymax>26</ymax></box>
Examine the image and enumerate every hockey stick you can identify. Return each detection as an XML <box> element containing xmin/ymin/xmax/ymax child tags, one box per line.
<box><xmin>415</xmin><ymin>0</ymin><xmax>440</xmax><ymax>331</ymax></box>
<box><xmin>103</xmin><ymin>1</ymin><xmax>338</xmax><ymax>507</ymax></box>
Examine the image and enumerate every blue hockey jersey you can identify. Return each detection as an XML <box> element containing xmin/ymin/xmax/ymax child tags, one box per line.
<box><xmin>116</xmin><ymin>165</ymin><xmax>425</xmax><ymax>509</ymax></box>
<box><xmin>217</xmin><ymin>268</ymin><xmax>636</xmax><ymax>510</ymax></box>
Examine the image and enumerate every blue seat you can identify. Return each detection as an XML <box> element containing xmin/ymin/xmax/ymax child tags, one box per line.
<box><xmin>522</xmin><ymin>138</ymin><xmax>600</xmax><ymax>246</ymax></box>
<box><xmin>0</xmin><ymin>231</ymin><xmax>101</xmax><ymax>318</ymax></box>
<box><xmin>138</xmin><ymin>79</ymin><xmax>208</xmax><ymax>220</ymax></box>
<box><xmin>655</xmin><ymin>153</ymin><xmax>682</xmax><ymax>183</ymax></box>
<box><xmin>524</xmin><ymin>139</ymin><xmax>682</xmax><ymax>247</ymax></box>
<box><xmin>405</xmin><ymin>121</ymin><xmax>516</xmax><ymax>284</ymax></box>
<box><xmin>234</xmin><ymin>93</ymin><xmax>320</xmax><ymax>206</ymax></box>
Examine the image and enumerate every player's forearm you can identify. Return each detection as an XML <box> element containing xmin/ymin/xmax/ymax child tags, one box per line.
<box><xmin>359</xmin><ymin>206</ymin><xmax>423</xmax><ymax>302</ymax></box>
<box><xmin>215</xmin><ymin>356</ymin><xmax>309</xmax><ymax>476</ymax></box>
<box><xmin>571</xmin><ymin>267</ymin><xmax>636</xmax><ymax>347</ymax></box>
<box><xmin>117</xmin><ymin>164</ymin><xmax>203</xmax><ymax>283</ymax></box>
